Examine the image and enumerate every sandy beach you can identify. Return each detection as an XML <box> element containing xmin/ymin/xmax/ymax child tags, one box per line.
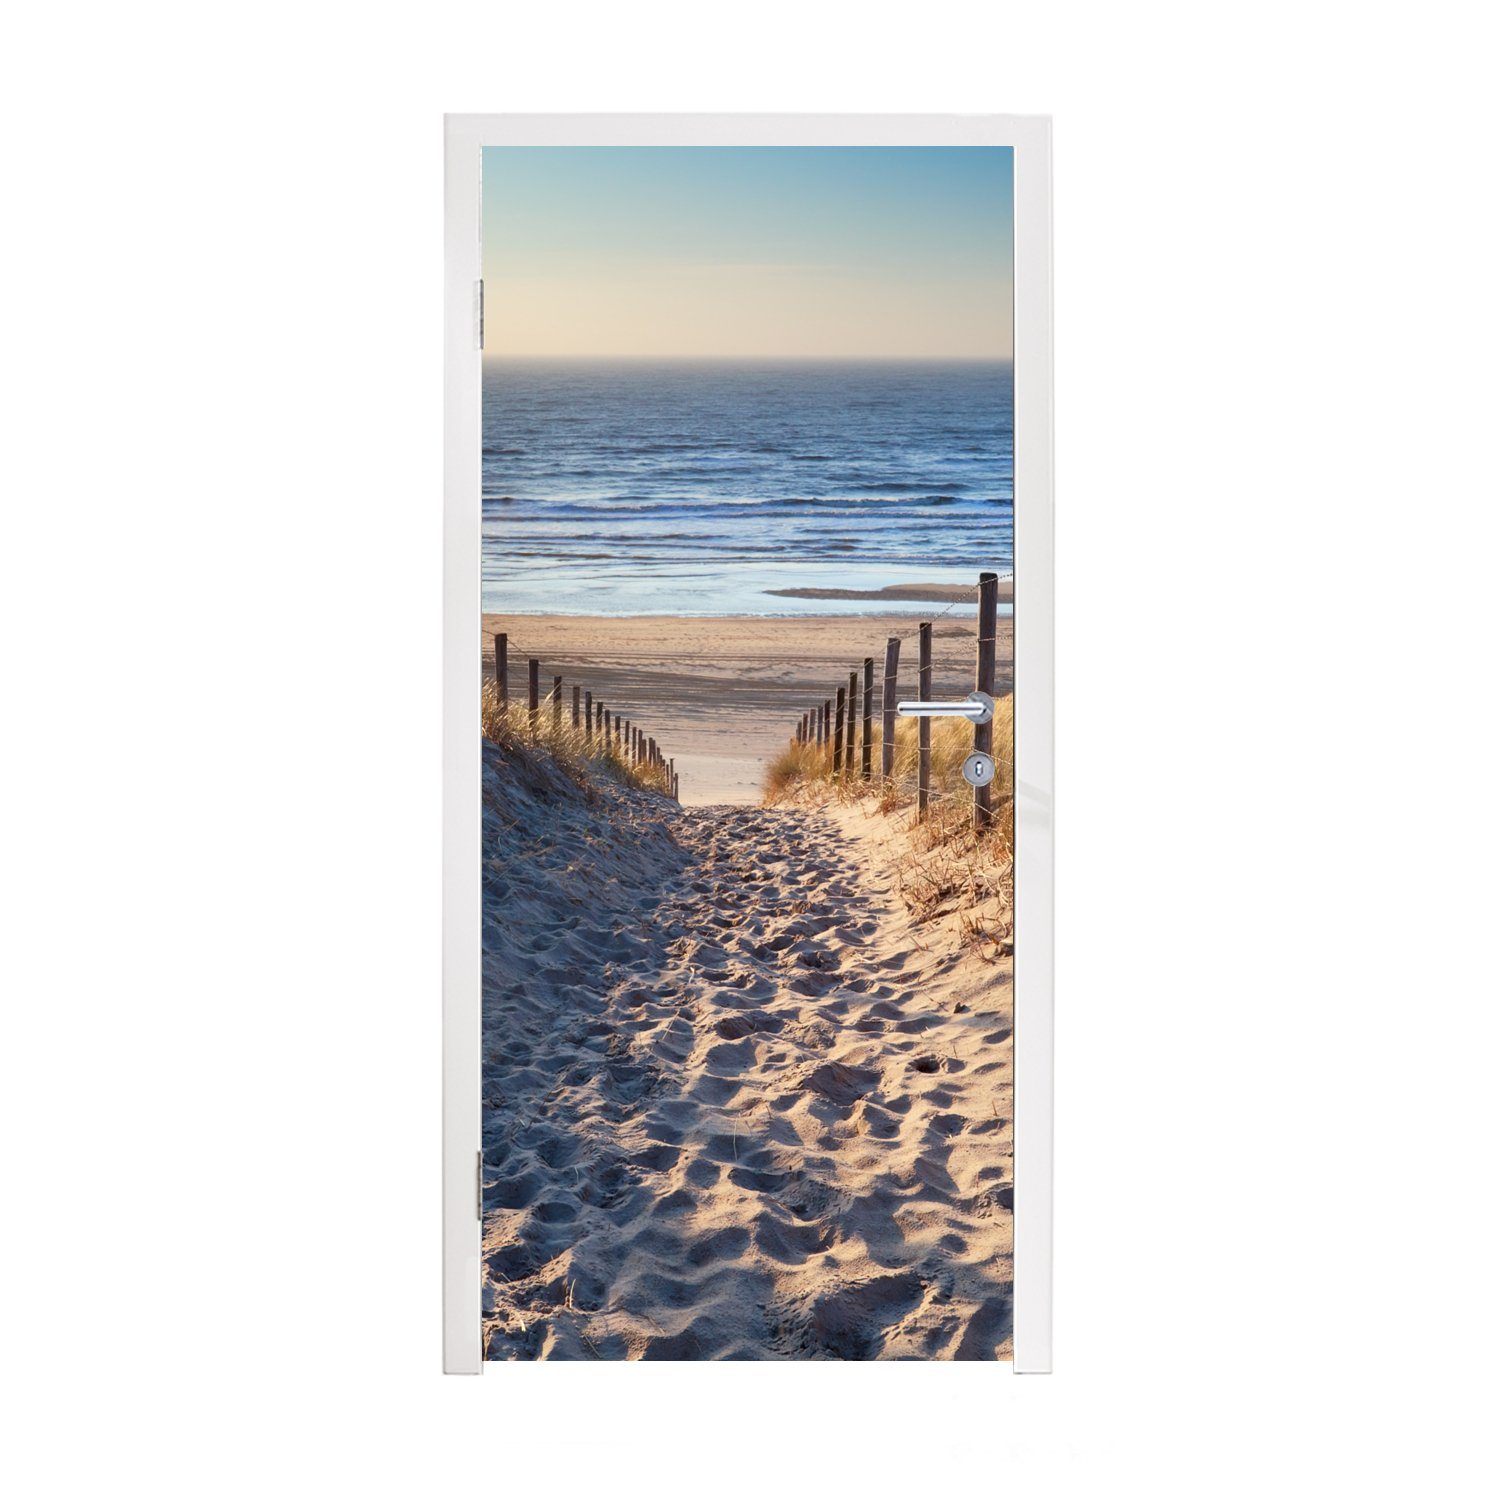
<box><xmin>481</xmin><ymin>736</ymin><xmax>1013</xmax><ymax>1360</ymax></box>
<box><xmin>483</xmin><ymin>608</ymin><xmax>1014</xmax><ymax>805</ymax></box>
<box><xmin>475</xmin><ymin>155</ymin><xmax>1018</xmax><ymax>1363</ymax></box>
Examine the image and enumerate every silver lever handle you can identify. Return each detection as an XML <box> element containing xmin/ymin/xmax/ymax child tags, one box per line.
<box><xmin>896</xmin><ymin>690</ymin><xmax>994</xmax><ymax>724</ymax></box>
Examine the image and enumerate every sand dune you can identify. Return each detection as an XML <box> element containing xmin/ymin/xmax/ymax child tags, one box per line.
<box><xmin>481</xmin><ymin>738</ymin><xmax>1014</xmax><ymax>1361</ymax></box>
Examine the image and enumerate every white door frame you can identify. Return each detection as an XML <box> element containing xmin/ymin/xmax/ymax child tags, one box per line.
<box><xmin>442</xmin><ymin>113</ymin><xmax>1053</xmax><ymax>1373</ymax></box>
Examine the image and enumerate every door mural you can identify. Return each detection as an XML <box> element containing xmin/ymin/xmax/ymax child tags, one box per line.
<box><xmin>480</xmin><ymin>146</ymin><xmax>1016</xmax><ymax>1360</ymax></box>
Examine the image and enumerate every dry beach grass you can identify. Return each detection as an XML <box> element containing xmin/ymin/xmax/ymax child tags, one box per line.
<box><xmin>763</xmin><ymin>705</ymin><xmax>1015</xmax><ymax>952</ymax></box>
<box><xmin>481</xmin><ymin>680</ymin><xmax>671</xmax><ymax>797</ymax></box>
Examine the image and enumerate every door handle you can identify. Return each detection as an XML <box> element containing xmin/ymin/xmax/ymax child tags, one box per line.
<box><xmin>896</xmin><ymin>690</ymin><xmax>994</xmax><ymax>724</ymax></box>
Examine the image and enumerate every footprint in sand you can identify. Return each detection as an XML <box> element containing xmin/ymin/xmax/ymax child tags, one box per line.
<box><xmin>481</xmin><ymin>760</ymin><xmax>1013</xmax><ymax>1363</ymax></box>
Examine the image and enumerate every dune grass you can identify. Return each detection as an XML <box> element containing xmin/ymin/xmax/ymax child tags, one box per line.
<box><xmin>763</xmin><ymin>698</ymin><xmax>1015</xmax><ymax>946</ymax></box>
<box><xmin>764</xmin><ymin>701</ymin><xmax>1013</xmax><ymax>818</ymax></box>
<box><xmin>482</xmin><ymin>681</ymin><xmax>674</xmax><ymax>797</ymax></box>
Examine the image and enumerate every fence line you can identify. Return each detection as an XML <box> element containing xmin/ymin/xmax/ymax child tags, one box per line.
<box><xmin>845</xmin><ymin>669</ymin><xmax>857</xmax><ymax>777</ymax></box>
<box><xmin>880</xmin><ymin>637</ymin><xmax>900</xmax><ymax>784</ymax></box>
<box><xmin>785</xmin><ymin>571</ymin><xmax>1006</xmax><ymax>825</ymax></box>
<box><xmin>488</xmin><ymin>569</ymin><xmax>1005</xmax><ymax>817</ymax></box>
<box><xmin>486</xmin><ymin>638</ymin><xmax>682</xmax><ymax>803</ymax></box>
<box><xmin>917</xmin><ymin>622</ymin><xmax>932</xmax><ymax>817</ymax></box>
<box><xmin>861</xmin><ymin>657</ymin><xmax>874</xmax><ymax>780</ymax></box>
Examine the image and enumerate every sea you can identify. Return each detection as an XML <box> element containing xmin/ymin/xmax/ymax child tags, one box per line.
<box><xmin>481</xmin><ymin>359</ymin><xmax>1013</xmax><ymax>616</ymax></box>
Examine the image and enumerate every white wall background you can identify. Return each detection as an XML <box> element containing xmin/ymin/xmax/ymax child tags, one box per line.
<box><xmin>4</xmin><ymin>4</ymin><xmax>1496</xmax><ymax>1494</ymax></box>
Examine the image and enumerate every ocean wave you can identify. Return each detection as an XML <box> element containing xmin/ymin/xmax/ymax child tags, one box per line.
<box><xmin>478</xmin><ymin>362</ymin><xmax>1014</xmax><ymax>598</ymax></box>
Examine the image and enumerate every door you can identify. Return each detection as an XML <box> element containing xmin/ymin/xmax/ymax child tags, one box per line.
<box><xmin>463</xmin><ymin>131</ymin><xmax>1033</xmax><ymax>1363</ymax></box>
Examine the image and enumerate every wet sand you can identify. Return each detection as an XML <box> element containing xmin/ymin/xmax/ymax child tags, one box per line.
<box><xmin>765</xmin><ymin>581</ymin><xmax>1014</xmax><ymax>605</ymax></box>
<box><xmin>482</xmin><ymin>610</ymin><xmax>1015</xmax><ymax>805</ymax></box>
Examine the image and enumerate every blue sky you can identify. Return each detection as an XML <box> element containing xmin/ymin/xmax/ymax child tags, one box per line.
<box><xmin>481</xmin><ymin>147</ymin><xmax>1013</xmax><ymax>358</ymax></box>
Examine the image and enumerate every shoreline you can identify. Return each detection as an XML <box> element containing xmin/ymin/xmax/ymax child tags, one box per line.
<box><xmin>764</xmin><ymin>579</ymin><xmax>1013</xmax><ymax>605</ymax></box>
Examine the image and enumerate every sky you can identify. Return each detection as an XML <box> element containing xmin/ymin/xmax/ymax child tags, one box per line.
<box><xmin>480</xmin><ymin>147</ymin><xmax>1013</xmax><ymax>359</ymax></box>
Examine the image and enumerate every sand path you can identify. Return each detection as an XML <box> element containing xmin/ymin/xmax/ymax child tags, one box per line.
<box><xmin>482</xmin><ymin>743</ymin><xmax>1014</xmax><ymax>1360</ymax></box>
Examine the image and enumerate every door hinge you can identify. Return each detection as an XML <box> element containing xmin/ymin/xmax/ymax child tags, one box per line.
<box><xmin>477</xmin><ymin>1151</ymin><xmax>484</xmax><ymax>1221</ymax></box>
<box><xmin>475</xmin><ymin>279</ymin><xmax>484</xmax><ymax>351</ymax></box>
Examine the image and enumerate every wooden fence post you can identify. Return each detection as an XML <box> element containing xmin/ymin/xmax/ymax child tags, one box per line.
<box><xmin>861</xmin><ymin>657</ymin><xmax>874</xmax><ymax>780</ymax></box>
<box><xmin>845</xmin><ymin>669</ymin><xmax>857</xmax><ymax>778</ymax></box>
<box><xmin>495</xmin><ymin>633</ymin><xmax>508</xmax><ymax>706</ymax></box>
<box><xmin>572</xmin><ymin>684</ymin><xmax>581</xmax><ymax>729</ymax></box>
<box><xmin>974</xmin><ymin>572</ymin><xmax>999</xmax><ymax>831</ymax></box>
<box><xmin>881</xmin><ymin>637</ymin><xmax>900</xmax><ymax>786</ymax></box>
<box><xmin>833</xmin><ymin>686</ymin><xmax>846</xmax><ymax>774</ymax></box>
<box><xmin>823</xmin><ymin>700</ymin><xmax>832</xmax><ymax>752</ymax></box>
<box><xmin>528</xmin><ymin>659</ymin><xmax>540</xmax><ymax>732</ymax></box>
<box><xmin>585</xmin><ymin>691</ymin><xmax>593</xmax><ymax>742</ymax></box>
<box><xmin>917</xmin><ymin>622</ymin><xmax>932</xmax><ymax>819</ymax></box>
